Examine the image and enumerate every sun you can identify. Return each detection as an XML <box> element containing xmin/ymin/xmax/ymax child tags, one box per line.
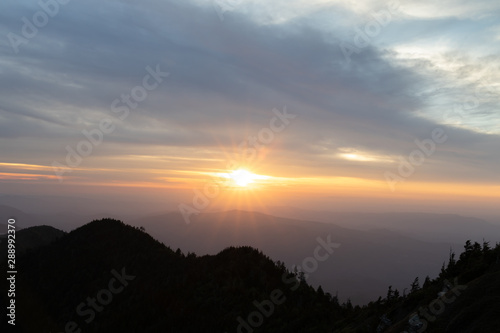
<box><xmin>215</xmin><ymin>168</ymin><xmax>271</xmax><ymax>188</ymax></box>
<box><xmin>229</xmin><ymin>169</ymin><xmax>257</xmax><ymax>187</ymax></box>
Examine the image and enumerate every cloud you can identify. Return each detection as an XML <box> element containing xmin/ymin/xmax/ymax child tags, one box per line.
<box><xmin>0</xmin><ymin>0</ymin><xmax>499</xmax><ymax>187</ymax></box>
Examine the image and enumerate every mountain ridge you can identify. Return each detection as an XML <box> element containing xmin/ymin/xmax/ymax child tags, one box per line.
<box><xmin>2</xmin><ymin>217</ymin><xmax>499</xmax><ymax>332</ymax></box>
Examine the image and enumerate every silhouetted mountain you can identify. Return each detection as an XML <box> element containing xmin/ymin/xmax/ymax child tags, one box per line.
<box><xmin>1</xmin><ymin>218</ymin><xmax>499</xmax><ymax>332</ymax></box>
<box><xmin>0</xmin><ymin>218</ymin><xmax>346</xmax><ymax>333</ymax></box>
<box><xmin>0</xmin><ymin>225</ymin><xmax>65</xmax><ymax>256</ymax></box>
<box><xmin>0</xmin><ymin>204</ymin><xmax>131</xmax><ymax>232</ymax></box>
<box><xmin>132</xmin><ymin>210</ymin><xmax>455</xmax><ymax>304</ymax></box>
<box><xmin>4</xmin><ymin>201</ymin><xmax>497</xmax><ymax>305</ymax></box>
<box><xmin>336</xmin><ymin>240</ymin><xmax>500</xmax><ymax>333</ymax></box>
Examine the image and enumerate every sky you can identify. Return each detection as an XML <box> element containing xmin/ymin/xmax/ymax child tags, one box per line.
<box><xmin>0</xmin><ymin>0</ymin><xmax>499</xmax><ymax>219</ymax></box>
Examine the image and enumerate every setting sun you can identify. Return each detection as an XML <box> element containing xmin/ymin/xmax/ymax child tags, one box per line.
<box><xmin>216</xmin><ymin>169</ymin><xmax>271</xmax><ymax>188</ymax></box>
<box><xmin>230</xmin><ymin>169</ymin><xmax>256</xmax><ymax>187</ymax></box>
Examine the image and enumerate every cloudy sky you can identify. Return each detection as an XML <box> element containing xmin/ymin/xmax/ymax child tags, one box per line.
<box><xmin>1</xmin><ymin>0</ymin><xmax>499</xmax><ymax>217</ymax></box>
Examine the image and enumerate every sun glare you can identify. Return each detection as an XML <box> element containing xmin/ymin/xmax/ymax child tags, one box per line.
<box><xmin>215</xmin><ymin>169</ymin><xmax>270</xmax><ymax>188</ymax></box>
<box><xmin>230</xmin><ymin>169</ymin><xmax>257</xmax><ymax>187</ymax></box>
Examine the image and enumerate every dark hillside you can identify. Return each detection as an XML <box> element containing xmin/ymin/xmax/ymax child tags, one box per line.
<box><xmin>0</xmin><ymin>219</ymin><xmax>344</xmax><ymax>333</ymax></box>
<box><xmin>1</xmin><ymin>218</ymin><xmax>499</xmax><ymax>332</ymax></box>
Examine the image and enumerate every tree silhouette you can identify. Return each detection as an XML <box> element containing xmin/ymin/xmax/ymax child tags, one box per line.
<box><xmin>410</xmin><ymin>277</ymin><xmax>420</xmax><ymax>294</ymax></box>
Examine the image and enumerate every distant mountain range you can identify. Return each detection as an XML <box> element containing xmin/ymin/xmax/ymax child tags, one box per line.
<box><xmin>264</xmin><ymin>206</ymin><xmax>500</xmax><ymax>244</ymax></box>
<box><xmin>0</xmin><ymin>225</ymin><xmax>65</xmax><ymax>254</ymax></box>
<box><xmin>0</xmin><ymin>204</ymin><xmax>128</xmax><ymax>231</ymax></box>
<box><xmin>131</xmin><ymin>210</ymin><xmax>497</xmax><ymax>304</ymax></box>
<box><xmin>2</xmin><ymin>205</ymin><xmax>500</xmax><ymax>304</ymax></box>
